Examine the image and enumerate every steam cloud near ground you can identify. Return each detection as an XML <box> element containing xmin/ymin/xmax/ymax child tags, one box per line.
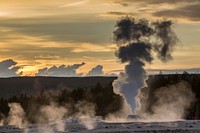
<box><xmin>0</xmin><ymin>101</ymin><xmax>96</xmax><ymax>132</ymax></box>
<box><xmin>137</xmin><ymin>81</ymin><xmax>195</xmax><ymax>121</ymax></box>
<box><xmin>0</xmin><ymin>80</ymin><xmax>195</xmax><ymax>130</ymax></box>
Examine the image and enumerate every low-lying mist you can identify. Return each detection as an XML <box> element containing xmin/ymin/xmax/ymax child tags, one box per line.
<box><xmin>0</xmin><ymin>82</ymin><xmax>123</xmax><ymax>130</ymax></box>
<box><xmin>0</xmin><ymin>101</ymin><xmax>97</xmax><ymax>132</ymax></box>
<box><xmin>0</xmin><ymin>76</ymin><xmax>198</xmax><ymax>131</ymax></box>
<box><xmin>137</xmin><ymin>81</ymin><xmax>195</xmax><ymax>121</ymax></box>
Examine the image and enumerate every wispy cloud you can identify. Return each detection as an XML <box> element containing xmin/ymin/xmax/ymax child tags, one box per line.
<box><xmin>34</xmin><ymin>55</ymin><xmax>61</xmax><ymax>60</ymax></box>
<box><xmin>71</xmin><ymin>43</ymin><xmax>115</xmax><ymax>53</ymax></box>
<box><xmin>60</xmin><ymin>0</ymin><xmax>88</xmax><ymax>7</ymax></box>
<box><xmin>101</xmin><ymin>11</ymin><xmax>137</xmax><ymax>18</ymax></box>
<box><xmin>0</xmin><ymin>17</ymin><xmax>114</xmax><ymax>43</ymax></box>
<box><xmin>107</xmin><ymin>0</ymin><xmax>128</xmax><ymax>6</ymax></box>
<box><xmin>153</xmin><ymin>3</ymin><xmax>200</xmax><ymax>22</ymax></box>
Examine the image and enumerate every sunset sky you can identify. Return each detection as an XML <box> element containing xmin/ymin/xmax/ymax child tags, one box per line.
<box><xmin>0</xmin><ymin>0</ymin><xmax>199</xmax><ymax>77</ymax></box>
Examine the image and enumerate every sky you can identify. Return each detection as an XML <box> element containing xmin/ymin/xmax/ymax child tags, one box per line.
<box><xmin>0</xmin><ymin>0</ymin><xmax>199</xmax><ymax>77</ymax></box>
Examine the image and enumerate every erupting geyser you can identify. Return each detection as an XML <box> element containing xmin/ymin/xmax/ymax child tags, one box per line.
<box><xmin>112</xmin><ymin>17</ymin><xmax>178</xmax><ymax>116</ymax></box>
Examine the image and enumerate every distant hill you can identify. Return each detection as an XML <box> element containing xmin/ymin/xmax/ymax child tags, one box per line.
<box><xmin>0</xmin><ymin>76</ymin><xmax>116</xmax><ymax>98</ymax></box>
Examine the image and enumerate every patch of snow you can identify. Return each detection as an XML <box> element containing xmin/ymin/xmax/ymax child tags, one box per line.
<box><xmin>1</xmin><ymin>119</ymin><xmax>200</xmax><ymax>133</ymax></box>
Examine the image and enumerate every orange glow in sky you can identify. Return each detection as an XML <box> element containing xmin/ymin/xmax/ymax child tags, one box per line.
<box><xmin>0</xmin><ymin>0</ymin><xmax>199</xmax><ymax>76</ymax></box>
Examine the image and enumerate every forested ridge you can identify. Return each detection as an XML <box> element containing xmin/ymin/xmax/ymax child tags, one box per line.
<box><xmin>0</xmin><ymin>76</ymin><xmax>116</xmax><ymax>98</ymax></box>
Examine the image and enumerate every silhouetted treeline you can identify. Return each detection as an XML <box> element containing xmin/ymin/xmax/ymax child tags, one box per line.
<box><xmin>0</xmin><ymin>76</ymin><xmax>116</xmax><ymax>98</ymax></box>
<box><xmin>0</xmin><ymin>82</ymin><xmax>122</xmax><ymax>123</ymax></box>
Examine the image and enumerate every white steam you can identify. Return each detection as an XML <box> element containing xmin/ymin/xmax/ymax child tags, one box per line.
<box><xmin>0</xmin><ymin>101</ymin><xmax>98</xmax><ymax>132</ymax></box>
<box><xmin>75</xmin><ymin>101</ymin><xmax>96</xmax><ymax>130</ymax></box>
<box><xmin>105</xmin><ymin>101</ymin><xmax>132</xmax><ymax>122</ymax></box>
<box><xmin>137</xmin><ymin>81</ymin><xmax>195</xmax><ymax>121</ymax></box>
<box><xmin>7</xmin><ymin>103</ymin><xmax>28</xmax><ymax>128</ymax></box>
<box><xmin>37</xmin><ymin>102</ymin><xmax>67</xmax><ymax>132</ymax></box>
<box><xmin>112</xmin><ymin>73</ymin><xmax>134</xmax><ymax>117</ymax></box>
<box><xmin>0</xmin><ymin>121</ymin><xmax>3</xmax><ymax>126</ymax></box>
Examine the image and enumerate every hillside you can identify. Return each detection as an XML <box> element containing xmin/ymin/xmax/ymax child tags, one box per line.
<box><xmin>0</xmin><ymin>76</ymin><xmax>116</xmax><ymax>98</ymax></box>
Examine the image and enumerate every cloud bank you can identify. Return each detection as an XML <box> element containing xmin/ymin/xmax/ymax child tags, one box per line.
<box><xmin>35</xmin><ymin>62</ymin><xmax>85</xmax><ymax>77</ymax></box>
<box><xmin>0</xmin><ymin>59</ymin><xmax>22</xmax><ymax>77</ymax></box>
<box><xmin>87</xmin><ymin>65</ymin><xmax>103</xmax><ymax>76</ymax></box>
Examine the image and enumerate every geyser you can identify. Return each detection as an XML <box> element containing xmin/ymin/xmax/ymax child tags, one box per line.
<box><xmin>112</xmin><ymin>17</ymin><xmax>178</xmax><ymax>116</ymax></box>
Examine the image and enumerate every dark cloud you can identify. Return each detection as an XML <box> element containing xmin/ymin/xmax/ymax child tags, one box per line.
<box><xmin>35</xmin><ymin>62</ymin><xmax>85</xmax><ymax>77</ymax></box>
<box><xmin>153</xmin><ymin>21</ymin><xmax>179</xmax><ymax>62</ymax></box>
<box><xmin>116</xmin><ymin>42</ymin><xmax>153</xmax><ymax>64</ymax></box>
<box><xmin>111</xmin><ymin>0</ymin><xmax>128</xmax><ymax>6</ymax></box>
<box><xmin>124</xmin><ymin>0</ymin><xmax>199</xmax><ymax>5</ymax></box>
<box><xmin>0</xmin><ymin>59</ymin><xmax>22</xmax><ymax>77</ymax></box>
<box><xmin>154</xmin><ymin>3</ymin><xmax>200</xmax><ymax>21</ymax></box>
<box><xmin>113</xmin><ymin>18</ymin><xmax>154</xmax><ymax>44</ymax></box>
<box><xmin>107</xmin><ymin>0</ymin><xmax>199</xmax><ymax>8</ymax></box>
<box><xmin>87</xmin><ymin>65</ymin><xmax>103</xmax><ymax>76</ymax></box>
<box><xmin>104</xmin><ymin>11</ymin><xmax>137</xmax><ymax>17</ymax></box>
<box><xmin>108</xmin><ymin>0</ymin><xmax>200</xmax><ymax>22</ymax></box>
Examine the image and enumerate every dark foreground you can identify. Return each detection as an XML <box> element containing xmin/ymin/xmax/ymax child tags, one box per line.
<box><xmin>1</xmin><ymin>119</ymin><xmax>200</xmax><ymax>133</ymax></box>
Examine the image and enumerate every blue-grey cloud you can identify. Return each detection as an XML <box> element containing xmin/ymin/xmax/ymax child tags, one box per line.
<box><xmin>87</xmin><ymin>65</ymin><xmax>103</xmax><ymax>76</ymax></box>
<box><xmin>0</xmin><ymin>59</ymin><xmax>22</xmax><ymax>77</ymax></box>
<box><xmin>35</xmin><ymin>62</ymin><xmax>85</xmax><ymax>77</ymax></box>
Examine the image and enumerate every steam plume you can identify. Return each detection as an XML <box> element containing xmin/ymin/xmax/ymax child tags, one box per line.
<box><xmin>75</xmin><ymin>101</ymin><xmax>96</xmax><ymax>130</ymax></box>
<box><xmin>7</xmin><ymin>103</ymin><xmax>27</xmax><ymax>128</ymax></box>
<box><xmin>112</xmin><ymin>17</ymin><xmax>178</xmax><ymax>115</ymax></box>
<box><xmin>37</xmin><ymin>102</ymin><xmax>67</xmax><ymax>132</ymax></box>
<box><xmin>113</xmin><ymin>42</ymin><xmax>153</xmax><ymax>112</ymax></box>
<box><xmin>153</xmin><ymin>21</ymin><xmax>178</xmax><ymax>62</ymax></box>
<box><xmin>0</xmin><ymin>100</ymin><xmax>97</xmax><ymax>132</ymax></box>
<box><xmin>137</xmin><ymin>81</ymin><xmax>195</xmax><ymax>121</ymax></box>
<box><xmin>0</xmin><ymin>120</ymin><xmax>3</xmax><ymax>126</ymax></box>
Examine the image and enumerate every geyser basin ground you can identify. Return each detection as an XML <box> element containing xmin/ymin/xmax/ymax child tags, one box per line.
<box><xmin>1</xmin><ymin>120</ymin><xmax>200</xmax><ymax>133</ymax></box>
